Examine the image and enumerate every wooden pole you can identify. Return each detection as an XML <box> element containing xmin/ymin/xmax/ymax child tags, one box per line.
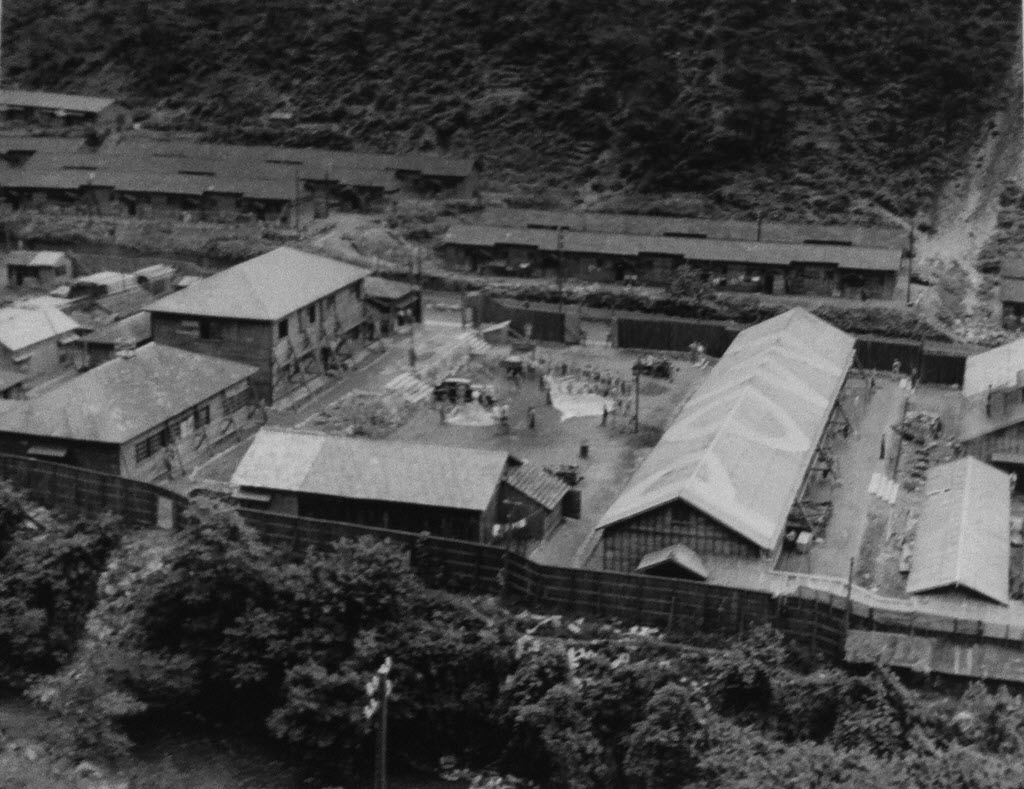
<box><xmin>376</xmin><ymin>676</ymin><xmax>388</xmax><ymax>789</ymax></box>
<box><xmin>845</xmin><ymin>555</ymin><xmax>855</xmax><ymax>633</ymax></box>
<box><xmin>633</xmin><ymin>364</ymin><xmax>640</xmax><ymax>433</ymax></box>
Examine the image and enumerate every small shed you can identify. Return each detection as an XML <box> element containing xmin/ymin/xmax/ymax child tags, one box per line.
<box><xmin>906</xmin><ymin>458</ymin><xmax>1011</xmax><ymax>606</ymax></box>
<box><xmin>363</xmin><ymin>276</ymin><xmax>421</xmax><ymax>337</ymax></box>
<box><xmin>4</xmin><ymin>250</ymin><xmax>74</xmax><ymax>289</ymax></box>
<box><xmin>499</xmin><ymin>461</ymin><xmax>571</xmax><ymax>539</ymax></box>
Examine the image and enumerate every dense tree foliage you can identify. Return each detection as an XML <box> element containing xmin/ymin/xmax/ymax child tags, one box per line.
<box><xmin>11</xmin><ymin>492</ymin><xmax>1024</xmax><ymax>786</ymax></box>
<box><xmin>3</xmin><ymin>0</ymin><xmax>1018</xmax><ymax>217</ymax></box>
<box><xmin>0</xmin><ymin>482</ymin><xmax>126</xmax><ymax>689</ymax></box>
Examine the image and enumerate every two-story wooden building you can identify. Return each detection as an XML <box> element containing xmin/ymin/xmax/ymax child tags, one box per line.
<box><xmin>960</xmin><ymin>338</ymin><xmax>1024</xmax><ymax>479</ymax></box>
<box><xmin>147</xmin><ymin>247</ymin><xmax>367</xmax><ymax>404</ymax></box>
<box><xmin>0</xmin><ymin>343</ymin><xmax>258</xmax><ymax>481</ymax></box>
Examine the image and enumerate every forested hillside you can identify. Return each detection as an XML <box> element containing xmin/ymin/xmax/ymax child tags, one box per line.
<box><xmin>2</xmin><ymin>0</ymin><xmax>1019</xmax><ymax>218</ymax></box>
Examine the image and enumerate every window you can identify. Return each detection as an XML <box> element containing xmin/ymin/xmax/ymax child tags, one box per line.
<box><xmin>194</xmin><ymin>404</ymin><xmax>211</xmax><ymax>428</ymax></box>
<box><xmin>278</xmin><ymin>319</ymin><xmax>288</xmax><ymax>339</ymax></box>
<box><xmin>134</xmin><ymin>430</ymin><xmax>167</xmax><ymax>463</ymax></box>
<box><xmin>224</xmin><ymin>382</ymin><xmax>251</xmax><ymax>414</ymax></box>
<box><xmin>307</xmin><ymin>304</ymin><xmax>316</xmax><ymax>323</ymax></box>
<box><xmin>199</xmin><ymin>319</ymin><xmax>225</xmax><ymax>340</ymax></box>
<box><xmin>178</xmin><ymin>320</ymin><xmax>201</xmax><ymax>338</ymax></box>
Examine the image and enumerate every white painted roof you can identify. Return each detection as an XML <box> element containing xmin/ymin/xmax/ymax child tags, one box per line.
<box><xmin>0</xmin><ymin>307</ymin><xmax>79</xmax><ymax>352</ymax></box>
<box><xmin>963</xmin><ymin>337</ymin><xmax>1024</xmax><ymax>398</ymax></box>
<box><xmin>907</xmin><ymin>458</ymin><xmax>1011</xmax><ymax>606</ymax></box>
<box><xmin>597</xmin><ymin>308</ymin><xmax>855</xmax><ymax>550</ymax></box>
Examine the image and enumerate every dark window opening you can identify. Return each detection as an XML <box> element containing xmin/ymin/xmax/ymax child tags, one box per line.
<box><xmin>278</xmin><ymin>319</ymin><xmax>288</xmax><ymax>338</ymax></box>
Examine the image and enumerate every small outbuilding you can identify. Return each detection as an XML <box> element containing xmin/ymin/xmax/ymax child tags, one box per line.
<box><xmin>0</xmin><ymin>307</ymin><xmax>81</xmax><ymax>386</ymax></box>
<box><xmin>3</xmin><ymin>250</ymin><xmax>74</xmax><ymax>289</ymax></box>
<box><xmin>362</xmin><ymin>276</ymin><xmax>421</xmax><ymax>338</ymax></box>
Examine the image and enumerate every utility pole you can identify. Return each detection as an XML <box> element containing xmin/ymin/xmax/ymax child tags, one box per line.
<box><xmin>363</xmin><ymin>657</ymin><xmax>393</xmax><ymax>789</ymax></box>
<box><xmin>633</xmin><ymin>363</ymin><xmax>641</xmax><ymax>433</ymax></box>
<box><xmin>556</xmin><ymin>225</ymin><xmax>565</xmax><ymax>315</ymax></box>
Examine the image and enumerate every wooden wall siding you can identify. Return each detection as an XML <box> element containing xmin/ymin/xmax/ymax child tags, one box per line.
<box><xmin>601</xmin><ymin>502</ymin><xmax>759</xmax><ymax>573</ymax></box>
<box><xmin>296</xmin><ymin>492</ymin><xmax>485</xmax><ymax>543</ymax></box>
<box><xmin>967</xmin><ymin>425</ymin><xmax>1024</xmax><ymax>463</ymax></box>
<box><xmin>4</xmin><ymin>456</ymin><xmax>1024</xmax><ymax>677</ymax></box>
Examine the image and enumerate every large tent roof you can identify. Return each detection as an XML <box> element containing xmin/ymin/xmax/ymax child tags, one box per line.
<box><xmin>597</xmin><ymin>308</ymin><xmax>855</xmax><ymax>551</ymax></box>
<box><xmin>906</xmin><ymin>458</ymin><xmax>1011</xmax><ymax>606</ymax></box>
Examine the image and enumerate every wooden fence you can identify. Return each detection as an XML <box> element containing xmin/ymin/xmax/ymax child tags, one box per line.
<box><xmin>2</xmin><ymin>455</ymin><xmax>1022</xmax><ymax>673</ymax></box>
<box><xmin>0</xmin><ymin>453</ymin><xmax>185</xmax><ymax>529</ymax></box>
<box><xmin>471</xmin><ymin>293</ymin><xmax>566</xmax><ymax>343</ymax></box>
<box><xmin>614</xmin><ymin>315</ymin><xmax>979</xmax><ymax>386</ymax></box>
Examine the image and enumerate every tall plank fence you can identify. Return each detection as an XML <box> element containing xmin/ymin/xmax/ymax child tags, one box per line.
<box><xmin>1</xmin><ymin>455</ymin><xmax>1019</xmax><ymax>671</ymax></box>
<box><xmin>614</xmin><ymin>315</ymin><xmax>981</xmax><ymax>386</ymax></box>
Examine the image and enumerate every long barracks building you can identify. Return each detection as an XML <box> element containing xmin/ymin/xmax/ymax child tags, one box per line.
<box><xmin>593</xmin><ymin>308</ymin><xmax>856</xmax><ymax>577</ymax></box>
<box><xmin>0</xmin><ymin>137</ymin><xmax>480</xmax><ymax>221</ymax></box>
<box><xmin>441</xmin><ymin>208</ymin><xmax>907</xmax><ymax>299</ymax></box>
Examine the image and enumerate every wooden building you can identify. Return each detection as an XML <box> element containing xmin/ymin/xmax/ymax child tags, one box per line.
<box><xmin>0</xmin><ymin>90</ymin><xmax>129</xmax><ymax>131</ymax></box>
<box><xmin>147</xmin><ymin>247</ymin><xmax>366</xmax><ymax>404</ymax></box>
<box><xmin>0</xmin><ymin>137</ymin><xmax>479</xmax><ymax>220</ymax></box>
<box><xmin>960</xmin><ymin>338</ymin><xmax>1024</xmax><ymax>475</ymax></box>
<box><xmin>0</xmin><ymin>307</ymin><xmax>81</xmax><ymax>387</ymax></box>
<box><xmin>231</xmin><ymin>428</ymin><xmax>569</xmax><ymax>542</ymax></box>
<box><xmin>440</xmin><ymin>224</ymin><xmax>902</xmax><ymax>299</ymax></box>
<box><xmin>75</xmin><ymin>312</ymin><xmax>152</xmax><ymax>368</ymax></box>
<box><xmin>0</xmin><ymin>343</ymin><xmax>258</xmax><ymax>481</ymax></box>
<box><xmin>3</xmin><ymin>250</ymin><xmax>74</xmax><ymax>289</ymax></box>
<box><xmin>362</xmin><ymin>276</ymin><xmax>422</xmax><ymax>338</ymax></box>
<box><xmin>475</xmin><ymin>207</ymin><xmax>911</xmax><ymax>252</ymax></box>
<box><xmin>594</xmin><ymin>309</ymin><xmax>855</xmax><ymax>575</ymax></box>
<box><xmin>906</xmin><ymin>458</ymin><xmax>1011</xmax><ymax>606</ymax></box>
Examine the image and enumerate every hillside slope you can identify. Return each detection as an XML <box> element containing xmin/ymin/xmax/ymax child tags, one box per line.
<box><xmin>2</xmin><ymin>0</ymin><xmax>1020</xmax><ymax>220</ymax></box>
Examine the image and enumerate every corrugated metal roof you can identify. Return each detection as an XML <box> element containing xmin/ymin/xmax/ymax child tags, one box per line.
<box><xmin>0</xmin><ymin>344</ymin><xmax>256</xmax><ymax>444</ymax></box>
<box><xmin>906</xmin><ymin>458</ymin><xmax>1010</xmax><ymax>606</ymax></box>
<box><xmin>962</xmin><ymin>337</ymin><xmax>1024</xmax><ymax>398</ymax></box>
<box><xmin>637</xmin><ymin>543</ymin><xmax>709</xmax><ymax>579</ymax></box>
<box><xmin>0</xmin><ymin>90</ymin><xmax>117</xmax><ymax>115</ymax></box>
<box><xmin>232</xmin><ymin>427</ymin><xmax>509</xmax><ymax>512</ymax></box>
<box><xmin>147</xmin><ymin>247</ymin><xmax>366</xmax><ymax>321</ymax></box>
<box><xmin>597</xmin><ymin>308</ymin><xmax>855</xmax><ymax>551</ymax></box>
<box><xmin>476</xmin><ymin>207</ymin><xmax>909</xmax><ymax>251</ymax></box>
<box><xmin>0</xmin><ymin>307</ymin><xmax>79</xmax><ymax>352</ymax></box>
<box><xmin>441</xmin><ymin>224</ymin><xmax>902</xmax><ymax>272</ymax></box>
<box><xmin>503</xmin><ymin>462</ymin><xmax>570</xmax><ymax>511</ymax></box>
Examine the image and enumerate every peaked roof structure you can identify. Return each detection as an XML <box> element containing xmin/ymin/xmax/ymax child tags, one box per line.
<box><xmin>597</xmin><ymin>309</ymin><xmax>855</xmax><ymax>551</ymax></box>
<box><xmin>232</xmin><ymin>428</ymin><xmax>509</xmax><ymax>512</ymax></box>
<box><xmin>442</xmin><ymin>224</ymin><xmax>902</xmax><ymax>272</ymax></box>
<box><xmin>962</xmin><ymin>337</ymin><xmax>1024</xmax><ymax>398</ymax></box>
<box><xmin>476</xmin><ymin>207</ymin><xmax>910</xmax><ymax>251</ymax></box>
<box><xmin>906</xmin><ymin>458</ymin><xmax>1010</xmax><ymax>606</ymax></box>
<box><xmin>0</xmin><ymin>307</ymin><xmax>79</xmax><ymax>351</ymax></box>
<box><xmin>0</xmin><ymin>90</ymin><xmax>117</xmax><ymax>115</ymax></box>
<box><xmin>637</xmin><ymin>544</ymin><xmax>710</xmax><ymax>579</ymax></box>
<box><xmin>0</xmin><ymin>344</ymin><xmax>256</xmax><ymax>444</ymax></box>
<box><xmin>146</xmin><ymin>247</ymin><xmax>366</xmax><ymax>321</ymax></box>
<box><xmin>3</xmin><ymin>250</ymin><xmax>69</xmax><ymax>269</ymax></box>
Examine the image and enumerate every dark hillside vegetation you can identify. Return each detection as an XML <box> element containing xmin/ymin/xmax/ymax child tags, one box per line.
<box><xmin>3</xmin><ymin>0</ymin><xmax>1018</xmax><ymax>218</ymax></box>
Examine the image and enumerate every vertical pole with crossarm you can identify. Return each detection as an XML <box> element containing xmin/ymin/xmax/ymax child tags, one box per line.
<box><xmin>364</xmin><ymin>657</ymin><xmax>392</xmax><ymax>789</ymax></box>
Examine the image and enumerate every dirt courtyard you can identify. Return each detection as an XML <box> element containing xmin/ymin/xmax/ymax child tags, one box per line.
<box><xmin>391</xmin><ymin>341</ymin><xmax>709</xmax><ymax>565</ymax></box>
